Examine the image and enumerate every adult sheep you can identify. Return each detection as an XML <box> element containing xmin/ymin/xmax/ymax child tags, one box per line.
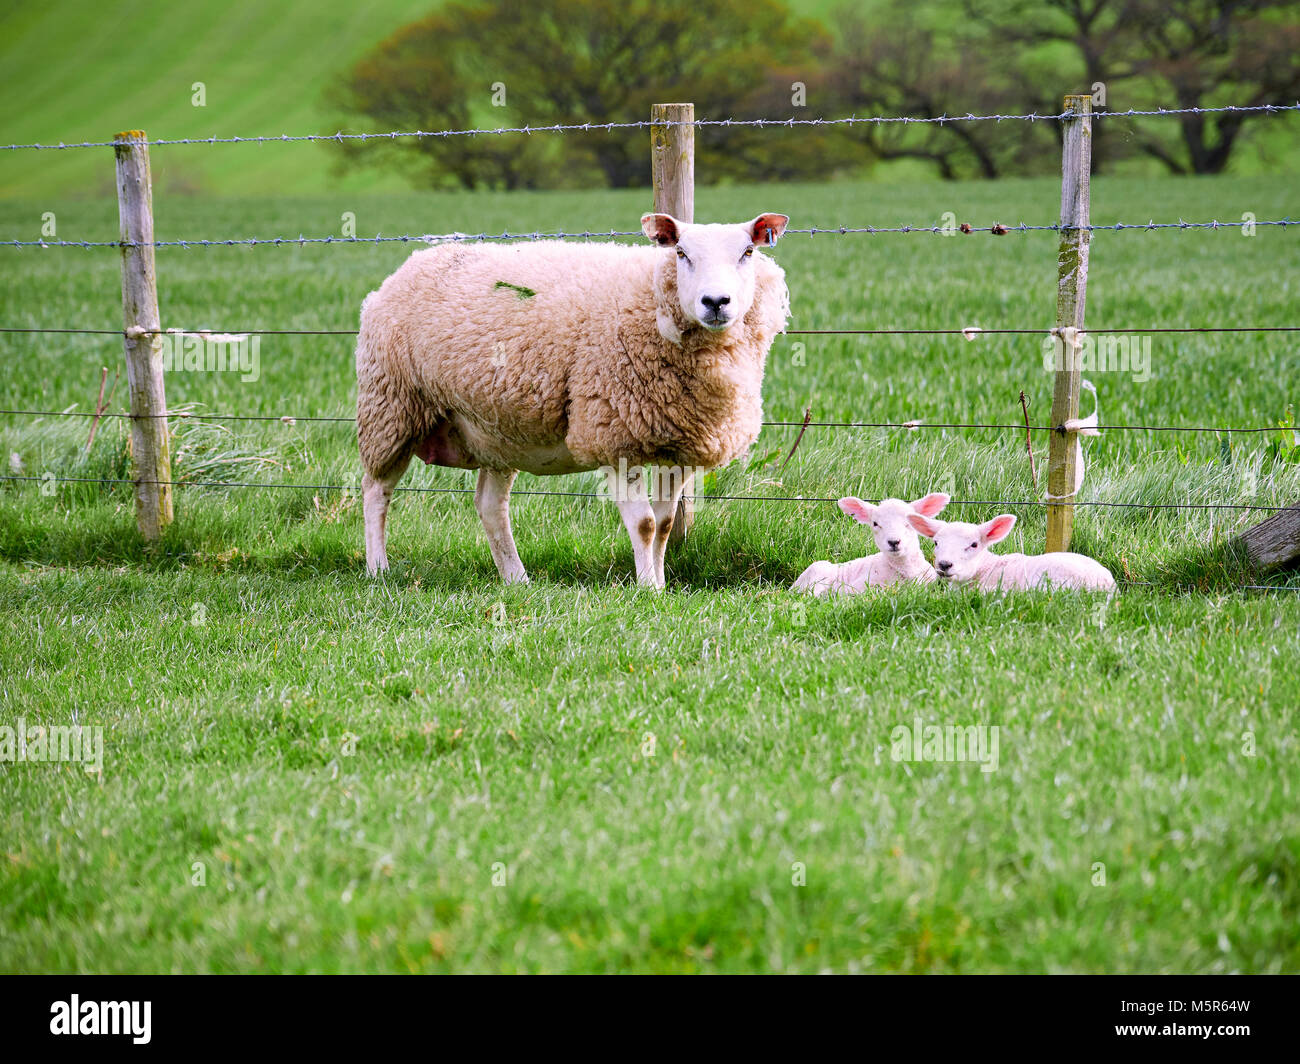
<box><xmin>356</xmin><ymin>211</ymin><xmax>790</xmax><ymax>588</ymax></box>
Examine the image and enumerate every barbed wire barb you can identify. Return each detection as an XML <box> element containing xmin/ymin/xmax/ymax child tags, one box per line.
<box><xmin>2</xmin><ymin>103</ymin><xmax>1298</xmax><ymax>152</ymax></box>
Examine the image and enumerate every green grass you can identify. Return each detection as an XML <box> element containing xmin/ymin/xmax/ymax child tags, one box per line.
<box><xmin>0</xmin><ymin>0</ymin><xmax>434</xmax><ymax>198</ymax></box>
<box><xmin>0</xmin><ymin>174</ymin><xmax>1298</xmax><ymax>972</ymax></box>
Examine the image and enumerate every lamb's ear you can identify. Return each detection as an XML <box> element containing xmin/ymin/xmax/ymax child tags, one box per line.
<box><xmin>910</xmin><ymin>492</ymin><xmax>950</xmax><ymax>518</ymax></box>
<box><xmin>979</xmin><ymin>514</ymin><xmax>1017</xmax><ymax>545</ymax></box>
<box><xmin>641</xmin><ymin>213</ymin><xmax>682</xmax><ymax>247</ymax></box>
<box><xmin>748</xmin><ymin>213</ymin><xmax>789</xmax><ymax>247</ymax></box>
<box><xmin>907</xmin><ymin>513</ymin><xmax>942</xmax><ymax>538</ymax></box>
<box><xmin>838</xmin><ymin>496</ymin><xmax>875</xmax><ymax>525</ymax></box>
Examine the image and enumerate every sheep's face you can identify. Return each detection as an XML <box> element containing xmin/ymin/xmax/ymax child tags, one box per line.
<box><xmin>642</xmin><ymin>212</ymin><xmax>788</xmax><ymax>332</ymax></box>
<box><xmin>839</xmin><ymin>493</ymin><xmax>950</xmax><ymax>560</ymax></box>
<box><xmin>909</xmin><ymin>513</ymin><xmax>1017</xmax><ymax>583</ymax></box>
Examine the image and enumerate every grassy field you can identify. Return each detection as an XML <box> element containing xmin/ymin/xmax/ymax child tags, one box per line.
<box><xmin>1</xmin><ymin>173</ymin><xmax>1298</xmax><ymax>972</ymax></box>
<box><xmin>0</xmin><ymin>0</ymin><xmax>432</xmax><ymax>198</ymax></box>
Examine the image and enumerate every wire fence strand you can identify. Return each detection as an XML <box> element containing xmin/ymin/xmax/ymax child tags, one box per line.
<box><xmin>0</xmin><ymin>472</ymin><xmax>1293</xmax><ymax>515</ymax></box>
<box><xmin>2</xmin><ymin>325</ymin><xmax>1297</xmax><ymax>338</ymax></box>
<box><xmin>2</xmin><ymin>474</ymin><xmax>1295</xmax><ymax>592</ymax></box>
<box><xmin>2</xmin><ymin>103</ymin><xmax>1298</xmax><ymax>152</ymax></box>
<box><xmin>1</xmin><ymin>406</ymin><xmax>1293</xmax><ymax>437</ymax></box>
<box><xmin>3</xmin><ymin>218</ymin><xmax>1296</xmax><ymax>249</ymax></box>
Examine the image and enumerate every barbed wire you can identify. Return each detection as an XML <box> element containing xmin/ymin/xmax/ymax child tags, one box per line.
<box><xmin>1</xmin><ymin>406</ymin><xmax>1292</xmax><ymax>437</ymax></box>
<box><xmin>2</xmin><ymin>103</ymin><xmax>1297</xmax><ymax>152</ymax></box>
<box><xmin>2</xmin><ymin>324</ymin><xmax>1296</xmax><ymax>339</ymax></box>
<box><xmin>0</xmin><ymin>472</ymin><xmax>1292</xmax><ymax>515</ymax></box>
<box><xmin>3</xmin><ymin>217</ymin><xmax>1295</xmax><ymax>249</ymax></box>
<box><xmin>0</xmin><ymin>230</ymin><xmax>635</xmax><ymax>249</ymax></box>
<box><xmin>1121</xmin><ymin>579</ymin><xmax>1300</xmax><ymax>592</ymax></box>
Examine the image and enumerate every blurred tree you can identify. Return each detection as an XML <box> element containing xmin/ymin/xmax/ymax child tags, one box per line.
<box><xmin>326</xmin><ymin>10</ymin><xmax>566</xmax><ymax>190</ymax></box>
<box><xmin>331</xmin><ymin>0</ymin><xmax>1300</xmax><ymax>187</ymax></box>
<box><xmin>823</xmin><ymin>4</ymin><xmax>1059</xmax><ymax>179</ymax></box>
<box><xmin>1121</xmin><ymin>0</ymin><xmax>1300</xmax><ymax>173</ymax></box>
<box><xmin>330</xmin><ymin>0</ymin><xmax>846</xmax><ymax>190</ymax></box>
<box><xmin>962</xmin><ymin>0</ymin><xmax>1300</xmax><ymax>173</ymax></box>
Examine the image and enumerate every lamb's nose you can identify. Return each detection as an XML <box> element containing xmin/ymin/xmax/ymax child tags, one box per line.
<box><xmin>887</xmin><ymin>539</ymin><xmax>900</xmax><ymax>550</ymax></box>
<box><xmin>700</xmin><ymin>294</ymin><xmax>730</xmax><ymax>311</ymax></box>
<box><xmin>936</xmin><ymin>560</ymin><xmax>953</xmax><ymax>572</ymax></box>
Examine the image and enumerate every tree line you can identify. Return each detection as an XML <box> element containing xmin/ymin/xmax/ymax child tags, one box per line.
<box><xmin>329</xmin><ymin>0</ymin><xmax>1300</xmax><ymax>188</ymax></box>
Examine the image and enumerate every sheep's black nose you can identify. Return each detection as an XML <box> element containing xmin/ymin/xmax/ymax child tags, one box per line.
<box><xmin>887</xmin><ymin>539</ymin><xmax>900</xmax><ymax>550</ymax></box>
<box><xmin>700</xmin><ymin>294</ymin><xmax>730</xmax><ymax>311</ymax></box>
<box><xmin>936</xmin><ymin>560</ymin><xmax>953</xmax><ymax>571</ymax></box>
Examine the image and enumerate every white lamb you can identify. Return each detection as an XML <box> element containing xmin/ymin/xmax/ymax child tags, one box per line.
<box><xmin>792</xmin><ymin>492</ymin><xmax>951</xmax><ymax>595</ymax></box>
<box><xmin>355</xmin><ymin>211</ymin><xmax>790</xmax><ymax>588</ymax></box>
<box><xmin>907</xmin><ymin>512</ymin><xmax>1116</xmax><ymax>591</ymax></box>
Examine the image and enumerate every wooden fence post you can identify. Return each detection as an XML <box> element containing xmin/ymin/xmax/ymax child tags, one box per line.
<box><xmin>114</xmin><ymin>130</ymin><xmax>173</xmax><ymax>541</ymax></box>
<box><xmin>1045</xmin><ymin>95</ymin><xmax>1092</xmax><ymax>553</ymax></box>
<box><xmin>1238</xmin><ymin>504</ymin><xmax>1300</xmax><ymax>572</ymax></box>
<box><xmin>651</xmin><ymin>102</ymin><xmax>695</xmax><ymax>543</ymax></box>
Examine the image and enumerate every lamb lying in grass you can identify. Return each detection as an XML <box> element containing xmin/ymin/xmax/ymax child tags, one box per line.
<box><xmin>907</xmin><ymin>512</ymin><xmax>1116</xmax><ymax>591</ymax></box>
<box><xmin>792</xmin><ymin>493</ymin><xmax>950</xmax><ymax>595</ymax></box>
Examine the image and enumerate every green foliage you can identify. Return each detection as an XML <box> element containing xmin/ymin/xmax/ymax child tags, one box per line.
<box><xmin>331</xmin><ymin>0</ymin><xmax>844</xmax><ymax>189</ymax></box>
<box><xmin>330</xmin><ymin>0</ymin><xmax>1300</xmax><ymax>188</ymax></box>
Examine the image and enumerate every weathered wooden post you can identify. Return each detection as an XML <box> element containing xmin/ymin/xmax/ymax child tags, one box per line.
<box><xmin>1045</xmin><ymin>95</ymin><xmax>1092</xmax><ymax>553</ymax></box>
<box><xmin>651</xmin><ymin>102</ymin><xmax>695</xmax><ymax>543</ymax></box>
<box><xmin>114</xmin><ymin>130</ymin><xmax>173</xmax><ymax>540</ymax></box>
<box><xmin>1238</xmin><ymin>504</ymin><xmax>1300</xmax><ymax>572</ymax></box>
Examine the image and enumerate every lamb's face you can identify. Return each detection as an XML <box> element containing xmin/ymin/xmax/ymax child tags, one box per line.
<box><xmin>841</xmin><ymin>492</ymin><xmax>950</xmax><ymax>559</ymax></box>
<box><xmin>909</xmin><ymin>513</ymin><xmax>1016</xmax><ymax>583</ymax></box>
<box><xmin>642</xmin><ymin>212</ymin><xmax>788</xmax><ymax>332</ymax></box>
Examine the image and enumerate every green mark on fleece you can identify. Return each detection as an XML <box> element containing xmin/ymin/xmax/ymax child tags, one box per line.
<box><xmin>494</xmin><ymin>281</ymin><xmax>536</xmax><ymax>299</ymax></box>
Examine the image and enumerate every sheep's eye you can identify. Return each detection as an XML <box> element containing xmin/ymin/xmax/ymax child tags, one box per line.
<box><xmin>969</xmin><ymin>542</ymin><xmax>978</xmax><ymax>549</ymax></box>
<box><xmin>872</xmin><ymin>522</ymin><xmax>879</xmax><ymax>528</ymax></box>
<box><xmin>741</xmin><ymin>246</ymin><xmax>754</xmax><ymax>261</ymax></box>
<box><xmin>676</xmin><ymin>247</ymin><xmax>688</xmax><ymax>261</ymax></box>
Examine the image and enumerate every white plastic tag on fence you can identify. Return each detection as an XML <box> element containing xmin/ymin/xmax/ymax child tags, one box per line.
<box><xmin>1045</xmin><ymin>378</ymin><xmax>1100</xmax><ymax>501</ymax></box>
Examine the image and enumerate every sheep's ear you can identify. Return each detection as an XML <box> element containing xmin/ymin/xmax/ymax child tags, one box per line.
<box><xmin>907</xmin><ymin>513</ymin><xmax>941</xmax><ymax>538</ymax></box>
<box><xmin>910</xmin><ymin>492</ymin><xmax>950</xmax><ymax>517</ymax></box>
<box><xmin>980</xmin><ymin>514</ymin><xmax>1017</xmax><ymax>545</ymax></box>
<box><xmin>748</xmin><ymin>213</ymin><xmax>789</xmax><ymax>246</ymax></box>
<box><xmin>838</xmin><ymin>497</ymin><xmax>875</xmax><ymax>524</ymax></box>
<box><xmin>641</xmin><ymin>213</ymin><xmax>682</xmax><ymax>247</ymax></box>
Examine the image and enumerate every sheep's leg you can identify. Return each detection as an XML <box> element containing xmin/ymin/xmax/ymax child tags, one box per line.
<box><xmin>363</xmin><ymin>460</ymin><xmax>409</xmax><ymax>576</ymax></box>
<box><xmin>475</xmin><ymin>467</ymin><xmax>528</xmax><ymax>584</ymax></box>
<box><xmin>649</xmin><ymin>468</ymin><xmax>690</xmax><ymax>588</ymax></box>
<box><xmin>793</xmin><ymin>560</ymin><xmax>839</xmax><ymax>596</ymax></box>
<box><xmin>610</xmin><ymin>465</ymin><xmax>660</xmax><ymax>588</ymax></box>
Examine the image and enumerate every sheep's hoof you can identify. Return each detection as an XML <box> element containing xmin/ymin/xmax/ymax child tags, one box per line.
<box><xmin>370</xmin><ymin>559</ymin><xmax>410</xmax><ymax>579</ymax></box>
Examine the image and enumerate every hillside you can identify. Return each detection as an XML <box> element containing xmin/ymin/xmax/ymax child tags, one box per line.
<box><xmin>0</xmin><ymin>0</ymin><xmax>433</xmax><ymax>198</ymax></box>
